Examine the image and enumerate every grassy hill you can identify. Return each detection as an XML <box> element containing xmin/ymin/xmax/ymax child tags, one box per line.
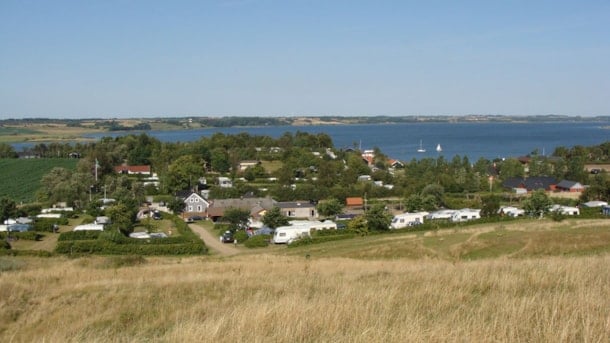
<box><xmin>0</xmin><ymin>158</ymin><xmax>78</xmax><ymax>202</ymax></box>
<box><xmin>1</xmin><ymin>219</ymin><xmax>610</xmax><ymax>341</ymax></box>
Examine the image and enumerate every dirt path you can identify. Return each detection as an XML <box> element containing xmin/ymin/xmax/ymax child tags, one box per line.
<box><xmin>188</xmin><ymin>223</ymin><xmax>239</xmax><ymax>256</ymax></box>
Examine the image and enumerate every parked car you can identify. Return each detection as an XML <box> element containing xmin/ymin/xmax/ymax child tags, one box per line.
<box><xmin>188</xmin><ymin>215</ymin><xmax>204</xmax><ymax>221</ymax></box>
<box><xmin>152</xmin><ymin>211</ymin><xmax>162</xmax><ymax>220</ymax></box>
<box><xmin>221</xmin><ymin>230</ymin><xmax>234</xmax><ymax>243</ymax></box>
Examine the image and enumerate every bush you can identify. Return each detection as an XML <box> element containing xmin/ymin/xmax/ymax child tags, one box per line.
<box><xmin>288</xmin><ymin>233</ymin><xmax>356</xmax><ymax>247</ymax></box>
<box><xmin>58</xmin><ymin>230</ymin><xmax>102</xmax><ymax>241</ymax></box>
<box><xmin>1</xmin><ymin>240</ymin><xmax>10</xmax><ymax>250</ymax></box>
<box><xmin>244</xmin><ymin>234</ymin><xmax>270</xmax><ymax>248</ymax></box>
<box><xmin>233</xmin><ymin>230</ymin><xmax>249</xmax><ymax>243</ymax></box>
<box><xmin>34</xmin><ymin>217</ymin><xmax>69</xmax><ymax>232</ymax></box>
<box><xmin>0</xmin><ymin>232</ymin><xmax>43</xmax><ymax>241</ymax></box>
<box><xmin>214</xmin><ymin>223</ymin><xmax>231</xmax><ymax>233</ymax></box>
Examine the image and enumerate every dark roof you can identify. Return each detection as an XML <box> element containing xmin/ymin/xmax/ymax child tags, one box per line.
<box><xmin>556</xmin><ymin>180</ymin><xmax>582</xmax><ymax>189</ymax></box>
<box><xmin>175</xmin><ymin>190</ymin><xmax>193</xmax><ymax>199</ymax></box>
<box><xmin>503</xmin><ymin>177</ymin><xmax>558</xmax><ymax>191</ymax></box>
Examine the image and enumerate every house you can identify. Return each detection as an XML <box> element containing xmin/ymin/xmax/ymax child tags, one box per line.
<box><xmin>114</xmin><ymin>164</ymin><xmax>151</xmax><ymax>175</ymax></box>
<box><xmin>555</xmin><ymin>180</ymin><xmax>585</xmax><ymax>192</ymax></box>
<box><xmin>388</xmin><ymin>159</ymin><xmax>404</xmax><ymax>168</ymax></box>
<box><xmin>238</xmin><ymin>160</ymin><xmax>260</xmax><ymax>171</ymax></box>
<box><xmin>346</xmin><ymin>197</ymin><xmax>364</xmax><ymax>209</ymax></box>
<box><xmin>277</xmin><ymin>201</ymin><xmax>318</xmax><ymax>219</ymax></box>
<box><xmin>206</xmin><ymin>197</ymin><xmax>276</xmax><ymax>222</ymax></box>
<box><xmin>502</xmin><ymin>177</ymin><xmax>558</xmax><ymax>192</ymax></box>
<box><xmin>183</xmin><ymin>193</ymin><xmax>210</xmax><ymax>217</ymax></box>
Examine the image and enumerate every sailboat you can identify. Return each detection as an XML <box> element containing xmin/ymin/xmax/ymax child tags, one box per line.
<box><xmin>436</xmin><ymin>143</ymin><xmax>442</xmax><ymax>152</ymax></box>
<box><xmin>417</xmin><ymin>140</ymin><xmax>426</xmax><ymax>153</ymax></box>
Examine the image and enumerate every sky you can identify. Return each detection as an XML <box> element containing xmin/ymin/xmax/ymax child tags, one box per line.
<box><xmin>1</xmin><ymin>0</ymin><xmax>609</xmax><ymax>119</ymax></box>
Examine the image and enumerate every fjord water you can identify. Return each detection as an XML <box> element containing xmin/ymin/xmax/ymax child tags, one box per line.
<box><xmin>86</xmin><ymin>121</ymin><xmax>609</xmax><ymax>162</ymax></box>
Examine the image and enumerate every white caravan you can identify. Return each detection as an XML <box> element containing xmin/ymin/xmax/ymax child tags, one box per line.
<box><xmin>426</xmin><ymin>210</ymin><xmax>456</xmax><ymax>220</ymax></box>
<box><xmin>498</xmin><ymin>206</ymin><xmax>525</xmax><ymax>217</ymax></box>
<box><xmin>390</xmin><ymin>212</ymin><xmax>428</xmax><ymax>229</ymax></box>
<box><xmin>272</xmin><ymin>220</ymin><xmax>337</xmax><ymax>244</ymax></box>
<box><xmin>550</xmin><ymin>205</ymin><xmax>580</xmax><ymax>216</ymax></box>
<box><xmin>450</xmin><ymin>209</ymin><xmax>481</xmax><ymax>222</ymax></box>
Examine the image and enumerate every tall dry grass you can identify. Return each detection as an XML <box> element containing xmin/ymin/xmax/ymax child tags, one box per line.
<box><xmin>1</xmin><ymin>254</ymin><xmax>609</xmax><ymax>342</ymax></box>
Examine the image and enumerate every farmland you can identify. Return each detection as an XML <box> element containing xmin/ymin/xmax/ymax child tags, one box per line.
<box><xmin>0</xmin><ymin>158</ymin><xmax>78</xmax><ymax>202</ymax></box>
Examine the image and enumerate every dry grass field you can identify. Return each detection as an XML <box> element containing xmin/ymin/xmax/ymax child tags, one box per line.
<box><xmin>2</xmin><ymin>234</ymin><xmax>610</xmax><ymax>342</ymax></box>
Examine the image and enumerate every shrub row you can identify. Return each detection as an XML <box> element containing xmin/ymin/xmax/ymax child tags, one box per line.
<box><xmin>0</xmin><ymin>232</ymin><xmax>44</xmax><ymax>241</ymax></box>
<box><xmin>288</xmin><ymin>233</ymin><xmax>356</xmax><ymax>248</ymax></box>
<box><xmin>244</xmin><ymin>234</ymin><xmax>271</xmax><ymax>248</ymax></box>
<box><xmin>34</xmin><ymin>217</ymin><xmax>69</xmax><ymax>232</ymax></box>
<box><xmin>58</xmin><ymin>230</ymin><xmax>102</xmax><ymax>241</ymax></box>
<box><xmin>0</xmin><ymin>249</ymin><xmax>54</xmax><ymax>257</ymax></box>
<box><xmin>55</xmin><ymin>240</ymin><xmax>206</xmax><ymax>255</ymax></box>
<box><xmin>55</xmin><ymin>214</ymin><xmax>207</xmax><ymax>256</ymax></box>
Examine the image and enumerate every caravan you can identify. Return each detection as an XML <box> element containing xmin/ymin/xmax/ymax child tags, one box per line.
<box><xmin>272</xmin><ymin>220</ymin><xmax>337</xmax><ymax>244</ymax></box>
<box><xmin>390</xmin><ymin>212</ymin><xmax>428</xmax><ymax>229</ymax></box>
<box><xmin>450</xmin><ymin>209</ymin><xmax>481</xmax><ymax>222</ymax></box>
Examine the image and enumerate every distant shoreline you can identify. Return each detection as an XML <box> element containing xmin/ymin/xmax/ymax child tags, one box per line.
<box><xmin>2</xmin><ymin>115</ymin><xmax>610</xmax><ymax>144</ymax></box>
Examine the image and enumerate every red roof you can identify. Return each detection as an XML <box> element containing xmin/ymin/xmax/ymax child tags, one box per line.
<box><xmin>346</xmin><ymin>197</ymin><xmax>364</xmax><ymax>206</ymax></box>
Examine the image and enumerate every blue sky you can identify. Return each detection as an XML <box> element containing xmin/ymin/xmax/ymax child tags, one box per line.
<box><xmin>1</xmin><ymin>0</ymin><xmax>609</xmax><ymax>118</ymax></box>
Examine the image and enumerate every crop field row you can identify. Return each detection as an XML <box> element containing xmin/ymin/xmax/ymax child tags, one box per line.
<box><xmin>0</xmin><ymin>158</ymin><xmax>78</xmax><ymax>202</ymax></box>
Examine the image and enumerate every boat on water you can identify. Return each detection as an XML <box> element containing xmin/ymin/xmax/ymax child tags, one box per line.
<box><xmin>436</xmin><ymin>143</ymin><xmax>442</xmax><ymax>152</ymax></box>
<box><xmin>417</xmin><ymin>140</ymin><xmax>426</xmax><ymax>153</ymax></box>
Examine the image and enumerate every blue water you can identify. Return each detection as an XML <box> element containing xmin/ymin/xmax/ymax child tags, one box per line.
<box><xmin>15</xmin><ymin>122</ymin><xmax>610</xmax><ymax>162</ymax></box>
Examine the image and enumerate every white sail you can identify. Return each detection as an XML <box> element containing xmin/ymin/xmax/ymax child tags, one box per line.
<box><xmin>417</xmin><ymin>140</ymin><xmax>426</xmax><ymax>153</ymax></box>
<box><xmin>436</xmin><ymin>144</ymin><xmax>442</xmax><ymax>152</ymax></box>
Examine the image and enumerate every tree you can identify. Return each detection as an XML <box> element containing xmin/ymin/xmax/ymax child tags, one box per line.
<box><xmin>167</xmin><ymin>197</ymin><xmax>185</xmax><ymax>215</ymax></box>
<box><xmin>480</xmin><ymin>194</ymin><xmax>500</xmax><ymax>218</ymax></box>
<box><xmin>262</xmin><ymin>207</ymin><xmax>289</xmax><ymax>229</ymax></box>
<box><xmin>106</xmin><ymin>202</ymin><xmax>137</xmax><ymax>235</ymax></box>
<box><xmin>404</xmin><ymin>194</ymin><xmax>423</xmax><ymax>212</ymax></box>
<box><xmin>317</xmin><ymin>198</ymin><xmax>343</xmax><ymax>218</ymax></box>
<box><xmin>0</xmin><ymin>197</ymin><xmax>17</xmax><ymax>224</ymax></box>
<box><xmin>163</xmin><ymin>155</ymin><xmax>203</xmax><ymax>192</ymax></box>
<box><xmin>523</xmin><ymin>190</ymin><xmax>552</xmax><ymax>218</ymax></box>
<box><xmin>347</xmin><ymin>215</ymin><xmax>368</xmax><ymax>235</ymax></box>
<box><xmin>364</xmin><ymin>203</ymin><xmax>392</xmax><ymax>231</ymax></box>
<box><xmin>223</xmin><ymin>207</ymin><xmax>251</xmax><ymax>231</ymax></box>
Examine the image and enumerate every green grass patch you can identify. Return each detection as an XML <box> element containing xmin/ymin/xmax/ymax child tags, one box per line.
<box><xmin>0</xmin><ymin>126</ymin><xmax>40</xmax><ymax>136</ymax></box>
<box><xmin>0</xmin><ymin>158</ymin><xmax>78</xmax><ymax>202</ymax></box>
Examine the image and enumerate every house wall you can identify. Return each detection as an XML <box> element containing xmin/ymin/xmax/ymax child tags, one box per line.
<box><xmin>282</xmin><ymin>207</ymin><xmax>317</xmax><ymax>219</ymax></box>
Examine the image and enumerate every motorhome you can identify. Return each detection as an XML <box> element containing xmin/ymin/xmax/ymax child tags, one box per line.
<box><xmin>450</xmin><ymin>209</ymin><xmax>481</xmax><ymax>222</ymax></box>
<box><xmin>272</xmin><ymin>220</ymin><xmax>337</xmax><ymax>244</ymax></box>
<box><xmin>390</xmin><ymin>212</ymin><xmax>428</xmax><ymax>229</ymax></box>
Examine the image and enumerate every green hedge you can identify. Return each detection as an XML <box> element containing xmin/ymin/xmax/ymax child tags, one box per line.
<box><xmin>34</xmin><ymin>217</ymin><xmax>69</xmax><ymax>232</ymax></box>
<box><xmin>244</xmin><ymin>234</ymin><xmax>271</xmax><ymax>248</ymax></box>
<box><xmin>288</xmin><ymin>233</ymin><xmax>356</xmax><ymax>248</ymax></box>
<box><xmin>55</xmin><ymin>240</ymin><xmax>206</xmax><ymax>255</ymax></box>
<box><xmin>0</xmin><ymin>249</ymin><xmax>54</xmax><ymax>257</ymax></box>
<box><xmin>55</xmin><ymin>213</ymin><xmax>207</xmax><ymax>256</ymax></box>
<box><xmin>0</xmin><ymin>232</ymin><xmax>44</xmax><ymax>241</ymax></box>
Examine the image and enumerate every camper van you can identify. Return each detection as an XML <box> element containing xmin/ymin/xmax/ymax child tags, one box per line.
<box><xmin>450</xmin><ymin>209</ymin><xmax>481</xmax><ymax>222</ymax></box>
<box><xmin>426</xmin><ymin>210</ymin><xmax>456</xmax><ymax>220</ymax></box>
<box><xmin>390</xmin><ymin>212</ymin><xmax>428</xmax><ymax>229</ymax></box>
<box><xmin>272</xmin><ymin>220</ymin><xmax>337</xmax><ymax>244</ymax></box>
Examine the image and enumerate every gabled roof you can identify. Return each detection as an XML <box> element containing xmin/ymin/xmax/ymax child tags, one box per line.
<box><xmin>184</xmin><ymin>193</ymin><xmax>209</xmax><ymax>205</ymax></box>
<box><xmin>556</xmin><ymin>180</ymin><xmax>584</xmax><ymax>189</ymax></box>
<box><xmin>502</xmin><ymin>177</ymin><xmax>558</xmax><ymax>191</ymax></box>
<box><xmin>209</xmin><ymin>197</ymin><xmax>276</xmax><ymax>211</ymax></box>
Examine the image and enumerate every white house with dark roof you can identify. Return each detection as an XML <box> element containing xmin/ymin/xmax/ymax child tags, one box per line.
<box><xmin>183</xmin><ymin>193</ymin><xmax>210</xmax><ymax>217</ymax></box>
